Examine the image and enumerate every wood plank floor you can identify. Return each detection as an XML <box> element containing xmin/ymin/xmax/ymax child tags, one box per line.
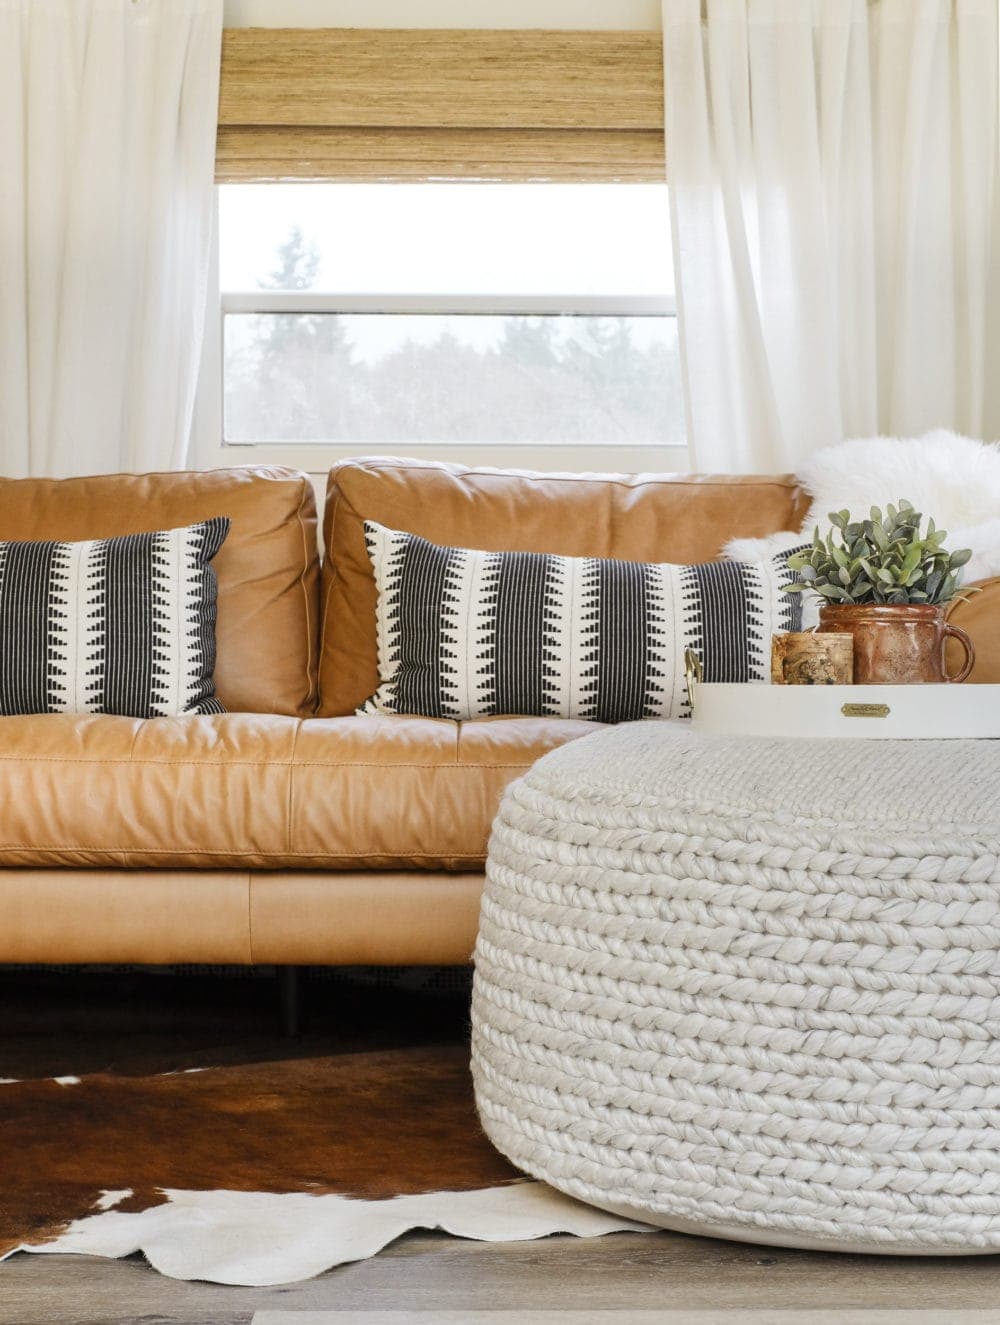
<box><xmin>4</xmin><ymin>968</ymin><xmax>1000</xmax><ymax>1325</ymax></box>
<box><xmin>8</xmin><ymin>1230</ymin><xmax>1000</xmax><ymax>1325</ymax></box>
<box><xmin>253</xmin><ymin>1315</ymin><xmax>1000</xmax><ymax>1325</ymax></box>
<box><xmin>246</xmin><ymin>1315</ymin><xmax>1000</xmax><ymax>1325</ymax></box>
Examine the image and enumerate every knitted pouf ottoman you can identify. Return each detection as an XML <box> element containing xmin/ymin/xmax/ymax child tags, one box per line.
<box><xmin>471</xmin><ymin>721</ymin><xmax>1000</xmax><ymax>1255</ymax></box>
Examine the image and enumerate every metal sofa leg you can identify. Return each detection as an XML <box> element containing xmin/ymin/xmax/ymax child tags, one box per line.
<box><xmin>279</xmin><ymin>965</ymin><xmax>302</xmax><ymax>1037</ymax></box>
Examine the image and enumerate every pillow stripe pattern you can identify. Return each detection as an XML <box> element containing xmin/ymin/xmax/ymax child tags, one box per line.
<box><xmin>0</xmin><ymin>517</ymin><xmax>230</xmax><ymax>718</ymax></box>
<box><xmin>362</xmin><ymin>521</ymin><xmax>806</xmax><ymax>723</ymax></box>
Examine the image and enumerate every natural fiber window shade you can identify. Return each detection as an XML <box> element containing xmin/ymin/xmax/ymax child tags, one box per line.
<box><xmin>217</xmin><ymin>29</ymin><xmax>666</xmax><ymax>183</ymax></box>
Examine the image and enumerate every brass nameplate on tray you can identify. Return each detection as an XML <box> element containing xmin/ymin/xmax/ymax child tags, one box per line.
<box><xmin>841</xmin><ymin>702</ymin><xmax>890</xmax><ymax>718</ymax></box>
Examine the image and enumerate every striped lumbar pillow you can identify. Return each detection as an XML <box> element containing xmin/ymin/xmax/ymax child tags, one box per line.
<box><xmin>361</xmin><ymin>521</ymin><xmax>805</xmax><ymax>722</ymax></box>
<box><xmin>0</xmin><ymin>517</ymin><xmax>230</xmax><ymax>717</ymax></box>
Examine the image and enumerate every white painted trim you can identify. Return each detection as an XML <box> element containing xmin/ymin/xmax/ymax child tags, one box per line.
<box><xmin>222</xmin><ymin>293</ymin><xmax>677</xmax><ymax>316</ymax></box>
<box><xmin>217</xmin><ymin>442</ymin><xmax>691</xmax><ymax>473</ymax></box>
<box><xmin>223</xmin><ymin>0</ymin><xmax>661</xmax><ymax>32</ymax></box>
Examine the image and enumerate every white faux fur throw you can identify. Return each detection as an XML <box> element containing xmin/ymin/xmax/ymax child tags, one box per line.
<box><xmin>725</xmin><ymin>431</ymin><xmax>1000</xmax><ymax>585</ymax></box>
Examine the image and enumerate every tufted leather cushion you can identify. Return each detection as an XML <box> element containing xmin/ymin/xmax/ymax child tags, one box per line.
<box><xmin>319</xmin><ymin>458</ymin><xmax>809</xmax><ymax>716</ymax></box>
<box><xmin>0</xmin><ymin>467</ymin><xmax>319</xmax><ymax>715</ymax></box>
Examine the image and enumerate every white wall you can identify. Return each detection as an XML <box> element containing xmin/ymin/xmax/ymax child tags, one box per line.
<box><xmin>223</xmin><ymin>0</ymin><xmax>660</xmax><ymax>30</ymax></box>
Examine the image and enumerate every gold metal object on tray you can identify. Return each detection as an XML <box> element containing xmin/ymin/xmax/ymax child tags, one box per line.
<box><xmin>684</xmin><ymin>648</ymin><xmax>703</xmax><ymax>708</ymax></box>
<box><xmin>841</xmin><ymin>702</ymin><xmax>891</xmax><ymax>718</ymax></box>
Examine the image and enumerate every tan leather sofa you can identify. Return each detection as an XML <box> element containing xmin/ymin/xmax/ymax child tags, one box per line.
<box><xmin>3</xmin><ymin>458</ymin><xmax>998</xmax><ymax>969</ymax></box>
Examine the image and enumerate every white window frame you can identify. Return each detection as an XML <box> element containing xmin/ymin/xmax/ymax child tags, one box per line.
<box><xmin>191</xmin><ymin>199</ymin><xmax>688</xmax><ymax>476</ymax></box>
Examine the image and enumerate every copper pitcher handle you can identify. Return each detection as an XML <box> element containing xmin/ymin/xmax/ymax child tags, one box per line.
<box><xmin>944</xmin><ymin>624</ymin><xmax>975</xmax><ymax>683</ymax></box>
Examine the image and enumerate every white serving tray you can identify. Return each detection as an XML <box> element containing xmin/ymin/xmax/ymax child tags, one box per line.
<box><xmin>690</xmin><ymin>682</ymin><xmax>1000</xmax><ymax>740</ymax></box>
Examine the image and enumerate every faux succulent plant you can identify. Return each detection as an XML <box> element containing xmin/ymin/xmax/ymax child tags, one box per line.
<box><xmin>786</xmin><ymin>500</ymin><xmax>972</xmax><ymax>606</ymax></box>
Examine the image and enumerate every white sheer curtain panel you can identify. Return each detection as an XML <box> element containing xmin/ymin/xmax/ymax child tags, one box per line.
<box><xmin>662</xmin><ymin>0</ymin><xmax>1000</xmax><ymax>473</ymax></box>
<box><xmin>0</xmin><ymin>0</ymin><xmax>223</xmax><ymax>477</ymax></box>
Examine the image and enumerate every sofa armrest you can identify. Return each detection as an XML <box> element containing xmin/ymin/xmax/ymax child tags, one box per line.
<box><xmin>946</xmin><ymin>577</ymin><xmax>1000</xmax><ymax>683</ymax></box>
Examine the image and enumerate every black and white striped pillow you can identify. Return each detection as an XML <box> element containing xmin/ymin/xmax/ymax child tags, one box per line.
<box><xmin>0</xmin><ymin>517</ymin><xmax>230</xmax><ymax>717</ymax></box>
<box><xmin>361</xmin><ymin>522</ymin><xmax>805</xmax><ymax>722</ymax></box>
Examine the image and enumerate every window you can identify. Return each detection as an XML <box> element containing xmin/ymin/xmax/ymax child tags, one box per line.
<box><xmin>197</xmin><ymin>182</ymin><xmax>685</xmax><ymax>473</ymax></box>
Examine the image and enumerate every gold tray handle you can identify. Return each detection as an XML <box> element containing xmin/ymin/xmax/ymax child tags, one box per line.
<box><xmin>684</xmin><ymin>647</ymin><xmax>703</xmax><ymax>711</ymax></box>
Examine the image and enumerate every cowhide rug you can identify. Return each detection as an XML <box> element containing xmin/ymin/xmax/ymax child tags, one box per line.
<box><xmin>0</xmin><ymin>1044</ymin><xmax>649</xmax><ymax>1285</ymax></box>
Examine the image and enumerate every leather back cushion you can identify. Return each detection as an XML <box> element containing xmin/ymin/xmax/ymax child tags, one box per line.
<box><xmin>319</xmin><ymin>458</ymin><xmax>809</xmax><ymax>716</ymax></box>
<box><xmin>0</xmin><ymin>468</ymin><xmax>319</xmax><ymax>716</ymax></box>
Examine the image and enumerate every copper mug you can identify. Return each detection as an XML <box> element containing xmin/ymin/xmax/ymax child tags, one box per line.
<box><xmin>818</xmin><ymin>603</ymin><xmax>975</xmax><ymax>685</ymax></box>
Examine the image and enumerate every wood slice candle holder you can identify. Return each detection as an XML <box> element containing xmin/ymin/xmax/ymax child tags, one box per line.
<box><xmin>771</xmin><ymin>632</ymin><xmax>854</xmax><ymax>686</ymax></box>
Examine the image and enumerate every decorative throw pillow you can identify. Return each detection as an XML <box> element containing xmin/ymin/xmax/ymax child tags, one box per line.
<box><xmin>361</xmin><ymin>521</ymin><xmax>807</xmax><ymax>722</ymax></box>
<box><xmin>0</xmin><ymin>517</ymin><xmax>230</xmax><ymax>718</ymax></box>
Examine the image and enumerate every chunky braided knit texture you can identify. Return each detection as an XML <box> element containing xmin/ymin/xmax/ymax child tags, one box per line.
<box><xmin>471</xmin><ymin>721</ymin><xmax>1000</xmax><ymax>1253</ymax></box>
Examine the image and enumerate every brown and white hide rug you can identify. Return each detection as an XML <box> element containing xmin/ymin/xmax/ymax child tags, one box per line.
<box><xmin>0</xmin><ymin>1044</ymin><xmax>650</xmax><ymax>1285</ymax></box>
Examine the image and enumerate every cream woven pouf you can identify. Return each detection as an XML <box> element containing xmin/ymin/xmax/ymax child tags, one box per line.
<box><xmin>472</xmin><ymin>720</ymin><xmax>1000</xmax><ymax>1254</ymax></box>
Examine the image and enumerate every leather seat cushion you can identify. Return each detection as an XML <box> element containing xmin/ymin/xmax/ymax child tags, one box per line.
<box><xmin>0</xmin><ymin>713</ymin><xmax>598</xmax><ymax>870</ymax></box>
<box><xmin>319</xmin><ymin>457</ymin><xmax>810</xmax><ymax>716</ymax></box>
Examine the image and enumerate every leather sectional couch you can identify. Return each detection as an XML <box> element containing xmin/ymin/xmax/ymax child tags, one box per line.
<box><xmin>3</xmin><ymin>458</ymin><xmax>998</xmax><ymax>969</ymax></box>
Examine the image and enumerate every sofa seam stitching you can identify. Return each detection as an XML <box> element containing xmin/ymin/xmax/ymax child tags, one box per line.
<box><xmin>293</xmin><ymin>476</ymin><xmax>319</xmax><ymax>715</ymax></box>
<box><xmin>350</xmin><ymin>458</ymin><xmax>802</xmax><ymax>493</ymax></box>
<box><xmin>0</xmin><ymin>758</ymin><xmax>538</xmax><ymax>770</ymax></box>
<box><xmin>318</xmin><ymin>478</ymin><xmax>344</xmax><ymax>715</ymax></box>
<box><xmin>0</xmin><ymin>464</ymin><xmax>302</xmax><ymax>490</ymax></box>
<box><xmin>0</xmin><ymin>848</ymin><xmax>488</xmax><ymax>859</ymax></box>
<box><xmin>286</xmin><ymin>719</ymin><xmax>302</xmax><ymax>856</ymax></box>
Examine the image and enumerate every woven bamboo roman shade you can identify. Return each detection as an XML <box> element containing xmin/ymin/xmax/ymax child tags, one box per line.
<box><xmin>216</xmin><ymin>29</ymin><xmax>665</xmax><ymax>183</ymax></box>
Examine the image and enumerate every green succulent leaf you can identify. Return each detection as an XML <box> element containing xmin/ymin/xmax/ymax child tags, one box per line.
<box><xmin>791</xmin><ymin>499</ymin><xmax>967</xmax><ymax>609</ymax></box>
<box><xmin>901</xmin><ymin>544</ymin><xmax>923</xmax><ymax>573</ymax></box>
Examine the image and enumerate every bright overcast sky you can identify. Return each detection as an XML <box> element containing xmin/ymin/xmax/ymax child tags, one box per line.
<box><xmin>219</xmin><ymin>183</ymin><xmax>674</xmax><ymax>297</ymax></box>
